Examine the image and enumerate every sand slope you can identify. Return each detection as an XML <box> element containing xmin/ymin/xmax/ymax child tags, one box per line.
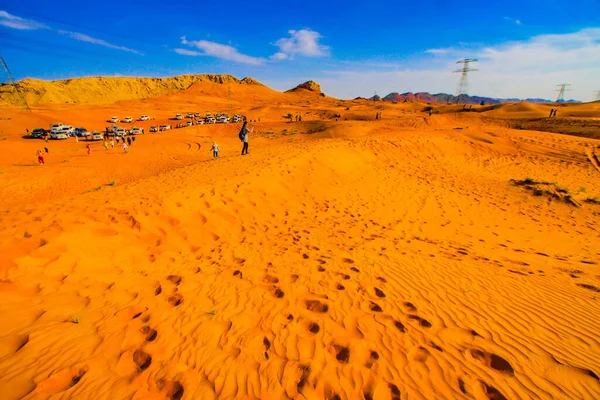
<box><xmin>0</xmin><ymin>93</ymin><xmax>600</xmax><ymax>399</ymax></box>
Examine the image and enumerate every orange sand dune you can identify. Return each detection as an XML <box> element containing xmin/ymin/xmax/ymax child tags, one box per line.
<box><xmin>1</xmin><ymin>84</ymin><xmax>600</xmax><ymax>400</ymax></box>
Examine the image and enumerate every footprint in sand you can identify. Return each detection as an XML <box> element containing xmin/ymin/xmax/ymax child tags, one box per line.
<box><xmin>469</xmin><ymin>349</ymin><xmax>514</xmax><ymax>376</ymax></box>
<box><xmin>154</xmin><ymin>285</ymin><xmax>162</xmax><ymax>296</ymax></box>
<box><xmin>140</xmin><ymin>326</ymin><xmax>158</xmax><ymax>342</ymax></box>
<box><xmin>365</xmin><ymin>350</ymin><xmax>380</xmax><ymax>368</ymax></box>
<box><xmin>167</xmin><ymin>275</ymin><xmax>182</xmax><ymax>285</ymax></box>
<box><xmin>408</xmin><ymin>315</ymin><xmax>432</xmax><ymax>328</ymax></box>
<box><xmin>334</xmin><ymin>344</ymin><xmax>350</xmax><ymax>363</ymax></box>
<box><xmin>263</xmin><ymin>274</ymin><xmax>279</xmax><ymax>284</ymax></box>
<box><xmin>270</xmin><ymin>286</ymin><xmax>285</xmax><ymax>298</ymax></box>
<box><xmin>374</xmin><ymin>288</ymin><xmax>386</xmax><ymax>297</ymax></box>
<box><xmin>370</xmin><ymin>301</ymin><xmax>383</xmax><ymax>312</ymax></box>
<box><xmin>133</xmin><ymin>350</ymin><xmax>152</xmax><ymax>372</ymax></box>
<box><xmin>307</xmin><ymin>322</ymin><xmax>320</xmax><ymax>334</ymax></box>
<box><xmin>388</xmin><ymin>383</ymin><xmax>401</xmax><ymax>400</ymax></box>
<box><xmin>168</xmin><ymin>293</ymin><xmax>184</xmax><ymax>307</ymax></box>
<box><xmin>350</xmin><ymin>267</ymin><xmax>360</xmax><ymax>272</ymax></box>
<box><xmin>156</xmin><ymin>379</ymin><xmax>184</xmax><ymax>400</ymax></box>
<box><xmin>305</xmin><ymin>299</ymin><xmax>328</xmax><ymax>313</ymax></box>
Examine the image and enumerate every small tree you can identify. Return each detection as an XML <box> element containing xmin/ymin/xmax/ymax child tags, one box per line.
<box><xmin>284</xmin><ymin>113</ymin><xmax>293</xmax><ymax>122</ymax></box>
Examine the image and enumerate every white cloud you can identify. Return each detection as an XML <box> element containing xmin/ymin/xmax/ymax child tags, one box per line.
<box><xmin>504</xmin><ymin>16</ymin><xmax>522</xmax><ymax>25</ymax></box>
<box><xmin>58</xmin><ymin>30</ymin><xmax>142</xmax><ymax>54</ymax></box>
<box><xmin>298</xmin><ymin>28</ymin><xmax>600</xmax><ymax>101</ymax></box>
<box><xmin>174</xmin><ymin>48</ymin><xmax>202</xmax><ymax>56</ymax></box>
<box><xmin>178</xmin><ymin>36</ymin><xmax>264</xmax><ymax>65</ymax></box>
<box><xmin>272</xmin><ymin>29</ymin><xmax>329</xmax><ymax>60</ymax></box>
<box><xmin>0</xmin><ymin>10</ymin><xmax>48</xmax><ymax>30</ymax></box>
<box><xmin>271</xmin><ymin>52</ymin><xmax>288</xmax><ymax>60</ymax></box>
<box><xmin>425</xmin><ymin>48</ymin><xmax>450</xmax><ymax>55</ymax></box>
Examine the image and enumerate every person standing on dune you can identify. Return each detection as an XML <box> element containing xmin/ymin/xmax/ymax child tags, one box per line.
<box><xmin>239</xmin><ymin>120</ymin><xmax>253</xmax><ymax>155</ymax></box>
<box><xmin>123</xmin><ymin>142</ymin><xmax>128</xmax><ymax>154</ymax></box>
<box><xmin>36</xmin><ymin>149</ymin><xmax>45</xmax><ymax>164</ymax></box>
<box><xmin>110</xmin><ymin>138</ymin><xmax>115</xmax><ymax>149</ymax></box>
<box><xmin>86</xmin><ymin>143</ymin><xmax>92</xmax><ymax>156</ymax></box>
<box><xmin>103</xmin><ymin>140</ymin><xmax>109</xmax><ymax>150</ymax></box>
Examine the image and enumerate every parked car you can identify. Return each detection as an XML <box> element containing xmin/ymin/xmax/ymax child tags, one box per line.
<box><xmin>74</xmin><ymin>127</ymin><xmax>90</xmax><ymax>137</ymax></box>
<box><xmin>175</xmin><ymin>114</ymin><xmax>183</xmax><ymax>120</ymax></box>
<box><xmin>50</xmin><ymin>132</ymin><xmax>68</xmax><ymax>140</ymax></box>
<box><xmin>59</xmin><ymin>125</ymin><xmax>75</xmax><ymax>136</ymax></box>
<box><xmin>186</xmin><ymin>113</ymin><xmax>194</xmax><ymax>118</ymax></box>
<box><xmin>232</xmin><ymin>116</ymin><xmax>242</xmax><ymax>123</ymax></box>
<box><xmin>185</xmin><ymin>120</ymin><xmax>193</xmax><ymax>126</ymax></box>
<box><xmin>91</xmin><ymin>131</ymin><xmax>103</xmax><ymax>141</ymax></box>
<box><xmin>206</xmin><ymin>117</ymin><xmax>216</xmax><ymax>124</ymax></box>
<box><xmin>123</xmin><ymin>116</ymin><xmax>133</xmax><ymax>123</ymax></box>
<box><xmin>160</xmin><ymin>124</ymin><xmax>171</xmax><ymax>131</ymax></box>
<box><xmin>50</xmin><ymin>123</ymin><xmax>64</xmax><ymax>133</ymax></box>
<box><xmin>131</xmin><ymin>127</ymin><xmax>142</xmax><ymax>135</ymax></box>
<box><xmin>150</xmin><ymin>126</ymin><xmax>159</xmax><ymax>133</ymax></box>
<box><xmin>115</xmin><ymin>128</ymin><xmax>127</xmax><ymax>137</ymax></box>
<box><xmin>110</xmin><ymin>116</ymin><xmax>119</xmax><ymax>123</ymax></box>
<box><xmin>140</xmin><ymin>115</ymin><xmax>150</xmax><ymax>121</ymax></box>
<box><xmin>31</xmin><ymin>128</ymin><xmax>46</xmax><ymax>138</ymax></box>
<box><xmin>196</xmin><ymin>119</ymin><xmax>205</xmax><ymax>125</ymax></box>
<box><xmin>194</xmin><ymin>112</ymin><xmax>201</xmax><ymax>117</ymax></box>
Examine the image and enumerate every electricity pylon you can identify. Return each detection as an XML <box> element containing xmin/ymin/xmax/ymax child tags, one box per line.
<box><xmin>555</xmin><ymin>84</ymin><xmax>571</xmax><ymax>103</ymax></box>
<box><xmin>454</xmin><ymin>59</ymin><xmax>478</xmax><ymax>103</ymax></box>
<box><xmin>0</xmin><ymin>54</ymin><xmax>31</xmax><ymax>112</ymax></box>
<box><xmin>594</xmin><ymin>90</ymin><xmax>600</xmax><ymax>101</ymax></box>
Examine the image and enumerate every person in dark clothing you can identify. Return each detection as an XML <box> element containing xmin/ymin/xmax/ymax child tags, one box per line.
<box><xmin>127</xmin><ymin>136</ymin><xmax>132</xmax><ymax>146</ymax></box>
<box><xmin>549</xmin><ymin>108</ymin><xmax>554</xmax><ymax>118</ymax></box>
<box><xmin>553</xmin><ymin>109</ymin><xmax>558</xmax><ymax>118</ymax></box>
<box><xmin>239</xmin><ymin>121</ymin><xmax>253</xmax><ymax>155</ymax></box>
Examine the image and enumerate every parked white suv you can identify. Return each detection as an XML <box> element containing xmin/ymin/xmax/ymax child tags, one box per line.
<box><xmin>110</xmin><ymin>116</ymin><xmax>119</xmax><ymax>123</ymax></box>
<box><xmin>123</xmin><ymin>116</ymin><xmax>133</xmax><ymax>123</ymax></box>
<box><xmin>50</xmin><ymin>131</ymin><xmax>68</xmax><ymax>140</ymax></box>
<box><xmin>140</xmin><ymin>115</ymin><xmax>150</xmax><ymax>121</ymax></box>
<box><xmin>160</xmin><ymin>124</ymin><xmax>172</xmax><ymax>131</ymax></box>
<box><xmin>175</xmin><ymin>114</ymin><xmax>183</xmax><ymax>120</ymax></box>
<box><xmin>131</xmin><ymin>127</ymin><xmax>142</xmax><ymax>135</ymax></box>
<box><xmin>50</xmin><ymin>123</ymin><xmax>64</xmax><ymax>133</ymax></box>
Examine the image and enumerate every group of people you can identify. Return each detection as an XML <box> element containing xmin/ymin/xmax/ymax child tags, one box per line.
<box><xmin>210</xmin><ymin>120</ymin><xmax>252</xmax><ymax>159</ymax></box>
<box><xmin>548</xmin><ymin>108</ymin><xmax>558</xmax><ymax>118</ymax></box>
<box><xmin>375</xmin><ymin>112</ymin><xmax>383</xmax><ymax>120</ymax></box>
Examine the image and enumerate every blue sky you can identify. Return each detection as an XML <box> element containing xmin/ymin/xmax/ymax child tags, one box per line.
<box><xmin>1</xmin><ymin>0</ymin><xmax>599</xmax><ymax>100</ymax></box>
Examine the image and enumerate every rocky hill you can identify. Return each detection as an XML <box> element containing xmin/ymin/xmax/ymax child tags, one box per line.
<box><xmin>371</xmin><ymin>92</ymin><xmax>579</xmax><ymax>105</ymax></box>
<box><xmin>0</xmin><ymin>74</ymin><xmax>264</xmax><ymax>106</ymax></box>
<box><xmin>286</xmin><ymin>81</ymin><xmax>322</xmax><ymax>94</ymax></box>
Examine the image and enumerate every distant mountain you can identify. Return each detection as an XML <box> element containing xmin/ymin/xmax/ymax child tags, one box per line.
<box><xmin>369</xmin><ymin>92</ymin><xmax>580</xmax><ymax>105</ymax></box>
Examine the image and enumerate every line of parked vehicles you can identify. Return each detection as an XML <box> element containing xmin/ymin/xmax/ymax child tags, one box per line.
<box><xmin>149</xmin><ymin>113</ymin><xmax>243</xmax><ymax>132</ymax></box>
<box><xmin>30</xmin><ymin>123</ymin><xmax>104</xmax><ymax>141</ymax></box>
<box><xmin>27</xmin><ymin>113</ymin><xmax>245</xmax><ymax>140</ymax></box>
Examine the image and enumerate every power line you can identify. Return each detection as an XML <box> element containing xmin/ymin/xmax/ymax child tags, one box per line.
<box><xmin>453</xmin><ymin>59</ymin><xmax>478</xmax><ymax>103</ymax></box>
<box><xmin>555</xmin><ymin>84</ymin><xmax>571</xmax><ymax>103</ymax></box>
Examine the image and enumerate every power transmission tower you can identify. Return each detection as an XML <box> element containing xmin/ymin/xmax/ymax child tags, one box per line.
<box><xmin>454</xmin><ymin>59</ymin><xmax>478</xmax><ymax>103</ymax></box>
<box><xmin>0</xmin><ymin>54</ymin><xmax>31</xmax><ymax>112</ymax></box>
<box><xmin>594</xmin><ymin>90</ymin><xmax>600</xmax><ymax>101</ymax></box>
<box><xmin>555</xmin><ymin>84</ymin><xmax>571</xmax><ymax>103</ymax></box>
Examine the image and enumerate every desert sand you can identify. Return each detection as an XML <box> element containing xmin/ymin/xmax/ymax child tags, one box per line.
<box><xmin>0</xmin><ymin>77</ymin><xmax>599</xmax><ymax>399</ymax></box>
